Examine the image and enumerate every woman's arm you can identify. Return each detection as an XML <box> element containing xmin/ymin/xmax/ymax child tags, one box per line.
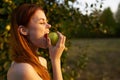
<box><xmin>51</xmin><ymin>59</ymin><xmax>63</xmax><ymax>80</ymax></box>
<box><xmin>47</xmin><ymin>32</ymin><xmax>66</xmax><ymax>80</ymax></box>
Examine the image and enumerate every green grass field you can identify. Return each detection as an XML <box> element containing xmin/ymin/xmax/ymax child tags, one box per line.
<box><xmin>65</xmin><ymin>38</ymin><xmax>120</xmax><ymax>80</ymax></box>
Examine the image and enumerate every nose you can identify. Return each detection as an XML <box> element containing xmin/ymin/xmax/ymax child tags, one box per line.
<box><xmin>46</xmin><ymin>23</ymin><xmax>51</xmax><ymax>29</ymax></box>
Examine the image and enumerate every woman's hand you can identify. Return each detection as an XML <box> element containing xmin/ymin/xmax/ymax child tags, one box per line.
<box><xmin>47</xmin><ymin>32</ymin><xmax>65</xmax><ymax>80</ymax></box>
<box><xmin>47</xmin><ymin>32</ymin><xmax>66</xmax><ymax>61</ymax></box>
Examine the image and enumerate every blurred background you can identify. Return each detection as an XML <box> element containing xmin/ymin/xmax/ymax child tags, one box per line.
<box><xmin>0</xmin><ymin>0</ymin><xmax>120</xmax><ymax>80</ymax></box>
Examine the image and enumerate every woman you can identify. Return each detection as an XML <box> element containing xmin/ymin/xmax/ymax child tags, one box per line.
<box><xmin>7</xmin><ymin>3</ymin><xmax>66</xmax><ymax>80</ymax></box>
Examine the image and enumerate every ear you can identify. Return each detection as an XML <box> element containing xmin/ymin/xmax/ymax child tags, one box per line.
<box><xmin>18</xmin><ymin>25</ymin><xmax>28</xmax><ymax>35</ymax></box>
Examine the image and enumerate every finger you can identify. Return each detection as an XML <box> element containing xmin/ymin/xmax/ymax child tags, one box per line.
<box><xmin>46</xmin><ymin>34</ymin><xmax>52</xmax><ymax>47</ymax></box>
<box><xmin>62</xmin><ymin>36</ymin><xmax>66</xmax><ymax>44</ymax></box>
<box><xmin>62</xmin><ymin>36</ymin><xmax>66</xmax><ymax>49</ymax></box>
<box><xmin>61</xmin><ymin>36</ymin><xmax>64</xmax><ymax>44</ymax></box>
<box><xmin>56</xmin><ymin>31</ymin><xmax>63</xmax><ymax>46</ymax></box>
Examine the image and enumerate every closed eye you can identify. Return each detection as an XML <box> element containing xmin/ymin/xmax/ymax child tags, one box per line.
<box><xmin>39</xmin><ymin>22</ymin><xmax>46</xmax><ymax>24</ymax></box>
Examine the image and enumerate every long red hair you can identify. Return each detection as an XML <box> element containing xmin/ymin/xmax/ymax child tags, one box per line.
<box><xmin>10</xmin><ymin>4</ymin><xmax>51</xmax><ymax>80</ymax></box>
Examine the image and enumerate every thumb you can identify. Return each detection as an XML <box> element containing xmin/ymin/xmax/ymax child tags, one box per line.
<box><xmin>47</xmin><ymin>34</ymin><xmax>51</xmax><ymax>47</ymax></box>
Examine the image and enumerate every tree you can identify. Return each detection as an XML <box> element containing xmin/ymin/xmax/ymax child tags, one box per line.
<box><xmin>0</xmin><ymin>0</ymin><xmax>80</xmax><ymax>80</ymax></box>
<box><xmin>99</xmin><ymin>7</ymin><xmax>117</xmax><ymax>36</ymax></box>
<box><xmin>115</xmin><ymin>3</ymin><xmax>120</xmax><ymax>37</ymax></box>
<box><xmin>115</xmin><ymin>3</ymin><xmax>120</xmax><ymax>23</ymax></box>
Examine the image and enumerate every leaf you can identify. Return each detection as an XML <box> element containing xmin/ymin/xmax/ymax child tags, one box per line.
<box><xmin>100</xmin><ymin>4</ymin><xmax>102</xmax><ymax>8</ymax></box>
<box><xmin>3</xmin><ymin>61</ymin><xmax>11</xmax><ymax>71</ymax></box>
<box><xmin>0</xmin><ymin>8</ymin><xmax>6</xmax><ymax>15</ymax></box>
<box><xmin>85</xmin><ymin>3</ymin><xmax>88</xmax><ymax>8</ymax></box>
<box><xmin>91</xmin><ymin>4</ymin><xmax>93</xmax><ymax>7</ymax></box>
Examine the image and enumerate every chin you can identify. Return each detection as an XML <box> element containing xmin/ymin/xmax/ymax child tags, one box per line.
<box><xmin>40</xmin><ymin>46</ymin><xmax>48</xmax><ymax>49</ymax></box>
<box><xmin>35</xmin><ymin>37</ymin><xmax>48</xmax><ymax>49</ymax></box>
<box><xmin>38</xmin><ymin>43</ymin><xmax>48</xmax><ymax>49</ymax></box>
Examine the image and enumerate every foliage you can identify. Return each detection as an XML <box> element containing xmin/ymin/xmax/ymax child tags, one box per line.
<box><xmin>115</xmin><ymin>3</ymin><xmax>120</xmax><ymax>37</ymax></box>
<box><xmin>99</xmin><ymin>7</ymin><xmax>117</xmax><ymax>36</ymax></box>
<box><xmin>0</xmin><ymin>0</ymin><xmax>76</xmax><ymax>80</ymax></box>
<box><xmin>0</xmin><ymin>28</ymin><xmax>11</xmax><ymax>80</ymax></box>
<box><xmin>115</xmin><ymin>3</ymin><xmax>120</xmax><ymax>23</ymax></box>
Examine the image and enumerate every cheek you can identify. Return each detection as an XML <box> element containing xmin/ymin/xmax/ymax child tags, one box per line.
<box><xmin>29</xmin><ymin>25</ymin><xmax>45</xmax><ymax>39</ymax></box>
<box><xmin>28</xmin><ymin>28</ymin><xmax>46</xmax><ymax>48</ymax></box>
<box><xmin>29</xmin><ymin>30</ymin><xmax>43</xmax><ymax>42</ymax></box>
<box><xmin>31</xmin><ymin>31</ymin><xmax>42</xmax><ymax>38</ymax></box>
<box><xmin>27</xmin><ymin>23</ymin><xmax>47</xmax><ymax>48</ymax></box>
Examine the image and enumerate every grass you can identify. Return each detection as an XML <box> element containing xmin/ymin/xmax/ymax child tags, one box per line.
<box><xmin>65</xmin><ymin>38</ymin><xmax>120</xmax><ymax>80</ymax></box>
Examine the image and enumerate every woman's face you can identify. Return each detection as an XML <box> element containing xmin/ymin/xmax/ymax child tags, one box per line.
<box><xmin>27</xmin><ymin>10</ymin><xmax>51</xmax><ymax>49</ymax></box>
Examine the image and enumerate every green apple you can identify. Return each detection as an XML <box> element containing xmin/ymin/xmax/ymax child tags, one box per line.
<box><xmin>48</xmin><ymin>32</ymin><xmax>59</xmax><ymax>46</ymax></box>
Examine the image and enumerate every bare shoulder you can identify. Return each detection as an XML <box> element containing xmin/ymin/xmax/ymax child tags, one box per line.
<box><xmin>38</xmin><ymin>56</ymin><xmax>47</xmax><ymax>69</ymax></box>
<box><xmin>7</xmin><ymin>62</ymin><xmax>42</xmax><ymax>80</ymax></box>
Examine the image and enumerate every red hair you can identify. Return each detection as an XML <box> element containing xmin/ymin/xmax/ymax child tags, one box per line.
<box><xmin>10</xmin><ymin>4</ymin><xmax>50</xmax><ymax>80</ymax></box>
